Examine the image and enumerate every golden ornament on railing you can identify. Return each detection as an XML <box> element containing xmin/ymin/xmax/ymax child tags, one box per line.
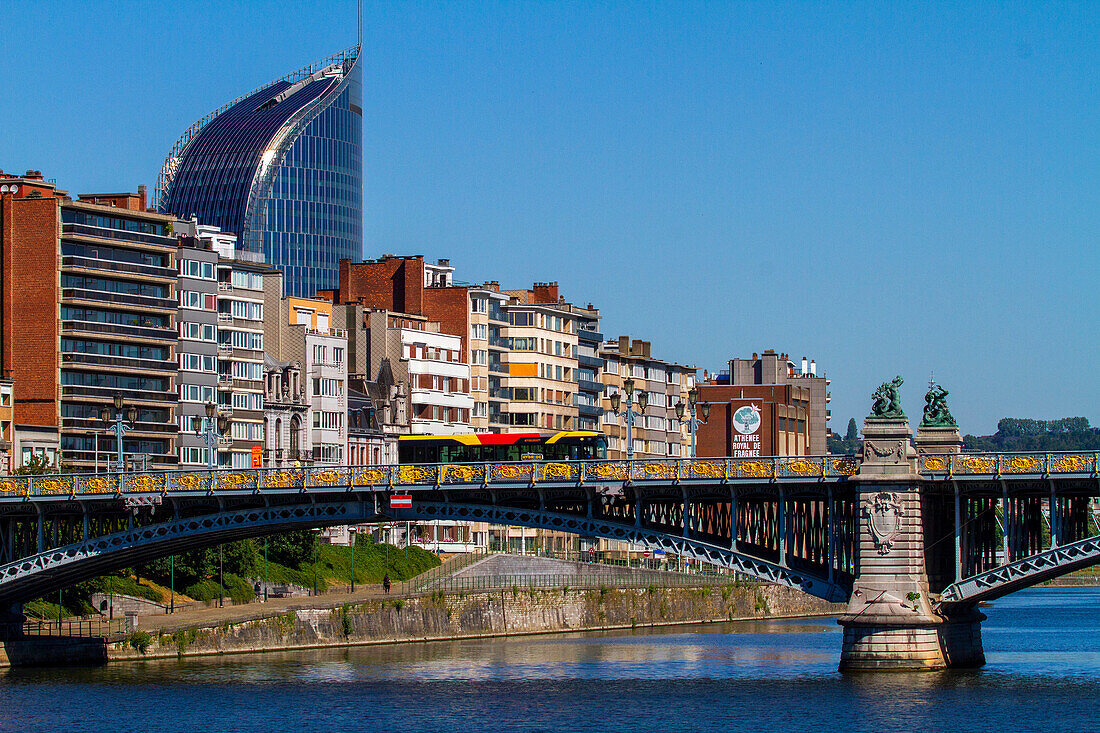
<box><xmin>540</xmin><ymin>463</ymin><xmax>573</xmax><ymax>480</ymax></box>
<box><xmin>687</xmin><ymin>461</ymin><xmax>725</xmax><ymax>479</ymax></box>
<box><xmin>396</xmin><ymin>466</ymin><xmax>433</xmax><ymax>484</ymax></box>
<box><xmin>175</xmin><ymin>475</ymin><xmax>208</xmax><ymax>492</ymax></box>
<box><xmin>127</xmin><ymin>475</ymin><xmax>165</xmax><ymax>493</ymax></box>
<box><xmin>736</xmin><ymin>460</ymin><xmax>774</xmax><ymax>478</ymax></box>
<box><xmin>956</xmin><ymin>456</ymin><xmax>995</xmax><ymax>474</ymax></box>
<box><xmin>82</xmin><ymin>476</ymin><xmax>117</xmax><ymax>493</ymax></box>
<box><xmin>265</xmin><ymin>471</ymin><xmax>299</xmax><ymax>489</ymax></box>
<box><xmin>39</xmin><ymin>478</ymin><xmax>73</xmax><ymax>494</ymax></box>
<box><xmin>445</xmin><ymin>465</ymin><xmax>484</xmax><ymax>483</ymax></box>
<box><xmin>831</xmin><ymin>457</ymin><xmax>861</xmax><ymax>476</ymax></box>
<box><xmin>0</xmin><ymin>479</ymin><xmax>26</xmax><ymax>494</ymax></box>
<box><xmin>921</xmin><ymin>456</ymin><xmax>947</xmax><ymax>473</ymax></box>
<box><xmin>587</xmin><ymin>463</ymin><xmax>629</xmax><ymax>481</ymax></box>
<box><xmin>217</xmin><ymin>473</ymin><xmax>253</xmax><ymax>490</ymax></box>
<box><xmin>638</xmin><ymin>462</ymin><xmax>677</xmax><ymax>480</ymax></box>
<box><xmin>1005</xmin><ymin>456</ymin><xmax>1043</xmax><ymax>474</ymax></box>
<box><xmin>355</xmin><ymin>468</ymin><xmax>387</xmax><ymax>485</ymax></box>
<box><xmin>784</xmin><ymin>459</ymin><xmax>819</xmax><ymax>477</ymax></box>
<box><xmin>308</xmin><ymin>470</ymin><xmax>344</xmax><ymax>487</ymax></box>
<box><xmin>493</xmin><ymin>464</ymin><xmax>532</xmax><ymax>480</ymax></box>
<box><xmin>1050</xmin><ymin>455</ymin><xmax>1090</xmax><ymax>473</ymax></box>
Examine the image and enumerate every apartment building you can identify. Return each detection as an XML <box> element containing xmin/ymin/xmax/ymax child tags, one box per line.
<box><xmin>0</xmin><ymin>378</ymin><xmax>13</xmax><ymax>473</ymax></box>
<box><xmin>201</xmin><ymin>229</ymin><xmax>272</xmax><ymax>468</ymax></box>
<box><xmin>264</xmin><ymin>274</ymin><xmax>349</xmax><ymax>463</ymax></box>
<box><xmin>496</xmin><ymin>283</ymin><xmax>580</xmax><ymax>432</ymax></box>
<box><xmin>174</xmin><ymin>233</ymin><xmax>221</xmax><ymax>466</ymax></box>
<box><xmin>1</xmin><ymin>172</ymin><xmax>180</xmax><ymax>470</ymax></box>
<box><xmin>600</xmin><ymin>337</ymin><xmax>696</xmax><ymax>460</ymax></box>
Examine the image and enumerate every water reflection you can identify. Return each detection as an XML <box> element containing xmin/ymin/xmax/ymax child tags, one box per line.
<box><xmin>0</xmin><ymin>589</ymin><xmax>1098</xmax><ymax>733</ymax></box>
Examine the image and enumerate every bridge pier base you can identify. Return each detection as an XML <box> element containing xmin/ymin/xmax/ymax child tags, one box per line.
<box><xmin>838</xmin><ymin>416</ymin><xmax>985</xmax><ymax>671</ymax></box>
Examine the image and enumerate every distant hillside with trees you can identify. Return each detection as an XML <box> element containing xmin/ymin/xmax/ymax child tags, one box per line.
<box><xmin>963</xmin><ymin>418</ymin><xmax>1100</xmax><ymax>452</ymax></box>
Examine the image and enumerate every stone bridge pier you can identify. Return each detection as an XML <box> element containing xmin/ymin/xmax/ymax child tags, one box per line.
<box><xmin>838</xmin><ymin>416</ymin><xmax>985</xmax><ymax>671</ymax></box>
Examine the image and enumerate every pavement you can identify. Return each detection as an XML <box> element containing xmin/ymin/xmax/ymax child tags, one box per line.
<box><xmin>132</xmin><ymin>582</ymin><xmax>410</xmax><ymax>634</ymax></box>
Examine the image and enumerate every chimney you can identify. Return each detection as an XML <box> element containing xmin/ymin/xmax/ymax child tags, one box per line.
<box><xmin>617</xmin><ymin>335</ymin><xmax>629</xmax><ymax>354</ymax></box>
<box><xmin>801</xmin><ymin>356</ymin><xmax>808</xmax><ymax>374</ymax></box>
<box><xmin>138</xmin><ymin>184</ymin><xmax>147</xmax><ymax>211</ymax></box>
<box><xmin>810</xmin><ymin>360</ymin><xmax>817</xmax><ymax>376</ymax></box>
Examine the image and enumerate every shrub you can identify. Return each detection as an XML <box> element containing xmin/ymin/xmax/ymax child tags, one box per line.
<box><xmin>127</xmin><ymin>630</ymin><xmax>152</xmax><ymax>654</ymax></box>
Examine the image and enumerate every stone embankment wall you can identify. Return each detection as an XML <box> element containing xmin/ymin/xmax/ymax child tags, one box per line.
<box><xmin>109</xmin><ymin>584</ymin><xmax>841</xmax><ymax>662</ymax></box>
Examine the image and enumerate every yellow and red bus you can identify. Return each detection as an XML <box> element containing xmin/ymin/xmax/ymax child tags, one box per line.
<box><xmin>397</xmin><ymin>431</ymin><xmax>607</xmax><ymax>465</ymax></box>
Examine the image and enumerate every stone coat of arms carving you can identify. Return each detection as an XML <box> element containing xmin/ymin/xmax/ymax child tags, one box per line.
<box><xmin>865</xmin><ymin>491</ymin><xmax>903</xmax><ymax>555</ymax></box>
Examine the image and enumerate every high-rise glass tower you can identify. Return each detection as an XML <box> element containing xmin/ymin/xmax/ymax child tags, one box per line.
<box><xmin>155</xmin><ymin>44</ymin><xmax>362</xmax><ymax>298</ymax></box>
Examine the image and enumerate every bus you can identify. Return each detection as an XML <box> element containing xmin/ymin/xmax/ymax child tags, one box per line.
<box><xmin>397</xmin><ymin>431</ymin><xmax>608</xmax><ymax>465</ymax></box>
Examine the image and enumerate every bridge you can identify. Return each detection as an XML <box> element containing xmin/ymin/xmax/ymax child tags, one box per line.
<box><xmin>0</xmin><ymin>415</ymin><xmax>1096</xmax><ymax>670</ymax></box>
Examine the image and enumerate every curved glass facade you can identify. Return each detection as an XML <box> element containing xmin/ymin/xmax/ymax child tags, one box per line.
<box><xmin>157</xmin><ymin>47</ymin><xmax>362</xmax><ymax>298</ymax></box>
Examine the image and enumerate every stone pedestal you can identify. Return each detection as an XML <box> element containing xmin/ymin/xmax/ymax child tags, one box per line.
<box><xmin>913</xmin><ymin>425</ymin><xmax>962</xmax><ymax>455</ymax></box>
<box><xmin>838</xmin><ymin>417</ymin><xmax>984</xmax><ymax>671</ymax></box>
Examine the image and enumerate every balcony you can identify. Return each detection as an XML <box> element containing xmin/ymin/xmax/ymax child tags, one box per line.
<box><xmin>576</xmin><ymin>378</ymin><xmax>604</xmax><ymax>395</ymax></box>
<box><xmin>577</xmin><ymin>353</ymin><xmax>604</xmax><ymax>369</ymax></box>
<box><xmin>577</xmin><ymin>402</ymin><xmax>602</xmax><ymax>418</ymax></box>
<box><xmin>61</xmin><ymin>384</ymin><xmax>174</xmax><ymax>404</ymax></box>
<box><xmin>61</xmin><ymin>417</ymin><xmax>178</xmax><ymax>434</ymax></box>
<box><xmin>61</xmin><ymin>255</ymin><xmax>175</xmax><ymax>281</ymax></box>
<box><xmin>61</xmin><ymin>222</ymin><xmax>176</xmax><ymax>248</ymax></box>
<box><xmin>217</xmin><ymin>313</ymin><xmax>232</xmax><ymax>323</ymax></box>
<box><xmin>576</xmin><ymin>328</ymin><xmax>604</xmax><ymax>344</ymax></box>
<box><xmin>62</xmin><ymin>288</ymin><xmax>176</xmax><ymax>312</ymax></box>
<box><xmin>61</xmin><ymin>352</ymin><xmax>175</xmax><ymax>372</ymax></box>
<box><xmin>62</xmin><ymin>319</ymin><xmax>175</xmax><ymax>342</ymax></box>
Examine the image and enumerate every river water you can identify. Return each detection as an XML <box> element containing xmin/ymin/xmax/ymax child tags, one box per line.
<box><xmin>1</xmin><ymin>587</ymin><xmax>1097</xmax><ymax>732</ymax></box>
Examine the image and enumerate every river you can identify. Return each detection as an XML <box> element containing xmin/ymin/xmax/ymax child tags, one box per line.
<box><xmin>1</xmin><ymin>587</ymin><xmax>1097</xmax><ymax>732</ymax></box>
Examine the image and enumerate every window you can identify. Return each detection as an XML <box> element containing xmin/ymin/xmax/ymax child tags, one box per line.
<box><xmin>333</xmin><ymin>347</ymin><xmax>344</xmax><ymax>365</ymax></box>
<box><xmin>226</xmin><ymin>330</ymin><xmax>263</xmax><ymax>350</ymax></box>
<box><xmin>313</xmin><ymin>411</ymin><xmax>344</xmax><ymax>430</ymax></box>
<box><xmin>231</xmin><ymin>270</ymin><xmax>263</xmax><ymax>289</ymax></box>
<box><xmin>471</xmin><ymin>323</ymin><xmax>487</xmax><ymax>340</ymax></box>
<box><xmin>63</xmin><ymin>274</ymin><xmax>167</xmax><ymax>298</ymax></box>
<box><xmin>231</xmin><ymin>421</ymin><xmax>264</xmax><ymax>441</ymax></box>
<box><xmin>229</xmin><ymin>300</ymin><xmax>263</xmax><ymax>321</ymax></box>
<box><xmin>180</xmin><ymin>384</ymin><xmax>217</xmax><ymax>403</ymax></box>
<box><xmin>179</xmin><ymin>353</ymin><xmax>217</xmax><ymax>373</ymax></box>
<box><xmin>180</xmin><ymin>321</ymin><xmax>217</xmax><ymax>342</ymax></box>
<box><xmin>473</xmin><ymin>402</ymin><xmax>488</xmax><ymax>417</ymax></box>
<box><xmin>471</xmin><ymin>349</ymin><xmax>487</xmax><ymax>365</ymax></box>
<box><xmin>508</xmin><ymin>312</ymin><xmax>534</xmax><ymax>327</ymax></box>
<box><xmin>471</xmin><ymin>298</ymin><xmax>487</xmax><ymax>313</ymax></box>
<box><xmin>231</xmin><ymin>392</ymin><xmax>263</xmax><ymax>410</ymax></box>
<box><xmin>312</xmin><ymin>377</ymin><xmax>342</xmax><ymax>397</ymax></box>
<box><xmin>178</xmin><ymin>259</ymin><xmax>216</xmax><ymax>280</ymax></box>
<box><xmin>230</xmin><ymin>361</ymin><xmax>263</xmax><ymax>380</ymax></box>
<box><xmin>511</xmin><ymin>337</ymin><xmax>537</xmax><ymax>351</ymax></box>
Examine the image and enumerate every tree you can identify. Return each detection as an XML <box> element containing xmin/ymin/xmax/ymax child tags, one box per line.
<box><xmin>845</xmin><ymin>418</ymin><xmax>859</xmax><ymax>443</ymax></box>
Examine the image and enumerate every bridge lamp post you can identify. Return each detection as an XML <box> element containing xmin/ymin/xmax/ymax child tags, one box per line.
<box><xmin>609</xmin><ymin>377</ymin><xmax>648</xmax><ymax>461</ymax></box>
<box><xmin>192</xmin><ymin>402</ymin><xmax>229</xmax><ymax>469</ymax></box>
<box><xmin>675</xmin><ymin>387</ymin><xmax>711</xmax><ymax>459</ymax></box>
<box><xmin>99</xmin><ymin>394</ymin><xmax>137</xmax><ymax>472</ymax></box>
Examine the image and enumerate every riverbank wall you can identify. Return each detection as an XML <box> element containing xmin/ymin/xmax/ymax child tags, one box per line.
<box><xmin>107</xmin><ymin>583</ymin><xmax>841</xmax><ymax>663</ymax></box>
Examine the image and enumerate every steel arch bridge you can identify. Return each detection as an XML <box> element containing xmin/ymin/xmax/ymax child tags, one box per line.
<box><xmin>0</xmin><ymin>451</ymin><xmax>1096</xmax><ymax>620</ymax></box>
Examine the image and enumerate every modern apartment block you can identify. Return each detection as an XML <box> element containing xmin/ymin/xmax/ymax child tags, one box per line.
<box><xmin>600</xmin><ymin>337</ymin><xmax>696</xmax><ymax>460</ymax></box>
<box><xmin>1</xmin><ymin>172</ymin><xmax>180</xmax><ymax>470</ymax></box>
<box><xmin>195</xmin><ymin>228</ymin><xmax>272</xmax><ymax>468</ymax></box>
<box><xmin>174</xmin><ymin>233</ymin><xmax>221</xmax><ymax>466</ymax></box>
<box><xmin>496</xmin><ymin>282</ymin><xmax>580</xmax><ymax>432</ymax></box>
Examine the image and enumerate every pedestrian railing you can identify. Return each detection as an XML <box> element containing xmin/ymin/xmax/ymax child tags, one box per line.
<box><xmin>422</xmin><ymin>571</ymin><xmax>751</xmax><ymax>594</ymax></box>
<box><xmin>410</xmin><ymin>547</ymin><xmax>490</xmax><ymax>591</ymax></box>
<box><xmin>0</xmin><ymin>617</ymin><xmax>132</xmax><ymax>640</ymax></box>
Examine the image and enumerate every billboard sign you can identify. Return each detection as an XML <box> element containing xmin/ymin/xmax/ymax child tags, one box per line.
<box><xmin>731</xmin><ymin>403</ymin><xmax>762</xmax><ymax>457</ymax></box>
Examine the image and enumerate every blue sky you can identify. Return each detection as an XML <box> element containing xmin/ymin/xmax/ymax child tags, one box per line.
<box><xmin>2</xmin><ymin>1</ymin><xmax>1097</xmax><ymax>435</ymax></box>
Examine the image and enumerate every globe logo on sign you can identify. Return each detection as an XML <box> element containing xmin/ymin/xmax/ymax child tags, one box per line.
<box><xmin>733</xmin><ymin>405</ymin><xmax>761</xmax><ymax>435</ymax></box>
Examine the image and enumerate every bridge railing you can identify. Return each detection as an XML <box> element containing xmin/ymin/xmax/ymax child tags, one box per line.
<box><xmin>0</xmin><ymin>456</ymin><xmax>864</xmax><ymax>500</ymax></box>
<box><xmin>4</xmin><ymin>451</ymin><xmax>1093</xmax><ymax>500</ymax></box>
<box><xmin>919</xmin><ymin>451</ymin><xmax>1100</xmax><ymax>478</ymax></box>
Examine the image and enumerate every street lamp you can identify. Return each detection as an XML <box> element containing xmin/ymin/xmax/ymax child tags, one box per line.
<box><xmin>675</xmin><ymin>386</ymin><xmax>711</xmax><ymax>459</ymax></box>
<box><xmin>99</xmin><ymin>393</ymin><xmax>137</xmax><ymax>472</ymax></box>
<box><xmin>609</xmin><ymin>377</ymin><xmax>648</xmax><ymax>461</ymax></box>
<box><xmin>192</xmin><ymin>402</ymin><xmax>230</xmax><ymax>469</ymax></box>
